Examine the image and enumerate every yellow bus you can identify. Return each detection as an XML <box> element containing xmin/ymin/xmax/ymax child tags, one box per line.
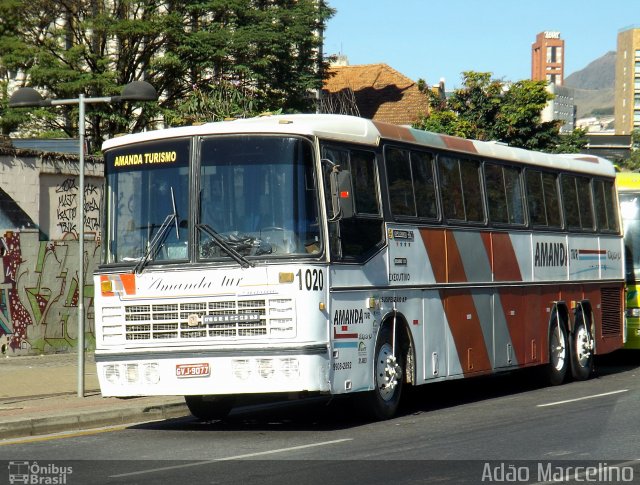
<box><xmin>617</xmin><ymin>172</ymin><xmax>640</xmax><ymax>348</ymax></box>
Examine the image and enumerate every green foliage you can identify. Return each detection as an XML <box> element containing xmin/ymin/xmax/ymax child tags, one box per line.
<box><xmin>548</xmin><ymin>128</ymin><xmax>589</xmax><ymax>154</ymax></box>
<box><xmin>414</xmin><ymin>72</ymin><xmax>585</xmax><ymax>153</ymax></box>
<box><xmin>0</xmin><ymin>0</ymin><xmax>334</xmax><ymax>152</ymax></box>
<box><xmin>620</xmin><ymin>129</ymin><xmax>640</xmax><ymax>171</ymax></box>
<box><xmin>163</xmin><ymin>81</ymin><xmax>266</xmax><ymax>126</ymax></box>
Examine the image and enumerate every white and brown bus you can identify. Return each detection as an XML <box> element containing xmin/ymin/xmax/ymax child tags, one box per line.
<box><xmin>95</xmin><ymin>114</ymin><xmax>624</xmax><ymax>420</ymax></box>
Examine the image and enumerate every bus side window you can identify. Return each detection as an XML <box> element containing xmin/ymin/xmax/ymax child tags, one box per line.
<box><xmin>542</xmin><ymin>172</ymin><xmax>562</xmax><ymax>227</ymax></box>
<box><xmin>486</xmin><ymin>163</ymin><xmax>509</xmax><ymax>223</ymax></box>
<box><xmin>526</xmin><ymin>170</ymin><xmax>546</xmax><ymax>226</ymax></box>
<box><xmin>562</xmin><ymin>174</ymin><xmax>594</xmax><ymax>230</ymax></box>
<box><xmin>386</xmin><ymin>147</ymin><xmax>416</xmax><ymax>217</ymax></box>
<box><xmin>576</xmin><ymin>176</ymin><xmax>595</xmax><ymax>230</ymax></box>
<box><xmin>526</xmin><ymin>170</ymin><xmax>562</xmax><ymax>228</ymax></box>
<box><xmin>439</xmin><ymin>156</ymin><xmax>465</xmax><ymax>220</ymax></box>
<box><xmin>486</xmin><ymin>163</ymin><xmax>525</xmax><ymax>226</ymax></box>
<box><xmin>412</xmin><ymin>151</ymin><xmax>438</xmax><ymax>219</ymax></box>
<box><xmin>385</xmin><ymin>147</ymin><xmax>437</xmax><ymax>220</ymax></box>
<box><xmin>321</xmin><ymin>145</ymin><xmax>384</xmax><ymax>261</ymax></box>
<box><xmin>438</xmin><ymin>155</ymin><xmax>484</xmax><ymax>223</ymax></box>
<box><xmin>594</xmin><ymin>179</ymin><xmax>619</xmax><ymax>233</ymax></box>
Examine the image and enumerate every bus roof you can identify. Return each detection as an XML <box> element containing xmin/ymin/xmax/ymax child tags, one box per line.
<box><xmin>616</xmin><ymin>171</ymin><xmax>640</xmax><ymax>191</ymax></box>
<box><xmin>103</xmin><ymin>114</ymin><xmax>616</xmax><ymax>177</ymax></box>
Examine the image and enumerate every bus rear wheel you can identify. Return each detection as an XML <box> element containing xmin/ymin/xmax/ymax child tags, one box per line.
<box><xmin>570</xmin><ymin>311</ymin><xmax>594</xmax><ymax>381</ymax></box>
<box><xmin>184</xmin><ymin>395</ymin><xmax>234</xmax><ymax>421</ymax></box>
<box><xmin>546</xmin><ymin>310</ymin><xmax>569</xmax><ymax>386</ymax></box>
<box><xmin>362</xmin><ymin>326</ymin><xmax>404</xmax><ymax>420</ymax></box>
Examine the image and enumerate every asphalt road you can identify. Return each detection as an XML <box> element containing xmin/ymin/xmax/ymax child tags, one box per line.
<box><xmin>2</xmin><ymin>350</ymin><xmax>640</xmax><ymax>484</ymax></box>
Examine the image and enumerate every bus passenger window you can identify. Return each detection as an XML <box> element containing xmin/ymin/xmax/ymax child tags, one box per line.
<box><xmin>576</xmin><ymin>176</ymin><xmax>595</xmax><ymax>230</ymax></box>
<box><xmin>412</xmin><ymin>151</ymin><xmax>437</xmax><ymax>219</ymax></box>
<box><xmin>526</xmin><ymin>170</ymin><xmax>561</xmax><ymax>228</ymax></box>
<box><xmin>321</xmin><ymin>145</ymin><xmax>384</xmax><ymax>261</ymax></box>
<box><xmin>542</xmin><ymin>173</ymin><xmax>562</xmax><ymax>227</ymax></box>
<box><xmin>460</xmin><ymin>159</ymin><xmax>483</xmax><ymax>222</ymax></box>
<box><xmin>385</xmin><ymin>147</ymin><xmax>437</xmax><ymax>220</ymax></box>
<box><xmin>486</xmin><ymin>163</ymin><xmax>509</xmax><ymax>223</ymax></box>
<box><xmin>350</xmin><ymin>151</ymin><xmax>380</xmax><ymax>215</ymax></box>
<box><xmin>439</xmin><ymin>156</ymin><xmax>484</xmax><ymax>223</ymax></box>
<box><xmin>486</xmin><ymin>163</ymin><xmax>524</xmax><ymax>225</ymax></box>
<box><xmin>386</xmin><ymin>148</ymin><xmax>416</xmax><ymax>216</ymax></box>
<box><xmin>562</xmin><ymin>174</ymin><xmax>593</xmax><ymax>230</ymax></box>
<box><xmin>439</xmin><ymin>156</ymin><xmax>465</xmax><ymax>220</ymax></box>
<box><xmin>594</xmin><ymin>180</ymin><xmax>619</xmax><ymax>232</ymax></box>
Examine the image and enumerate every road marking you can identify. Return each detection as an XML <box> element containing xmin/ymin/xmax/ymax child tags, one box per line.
<box><xmin>537</xmin><ymin>389</ymin><xmax>628</xmax><ymax>408</ymax></box>
<box><xmin>110</xmin><ymin>438</ymin><xmax>354</xmax><ymax>478</ymax></box>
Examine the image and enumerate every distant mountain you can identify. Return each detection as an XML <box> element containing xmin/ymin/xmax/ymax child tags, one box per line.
<box><xmin>565</xmin><ymin>51</ymin><xmax>616</xmax><ymax>90</ymax></box>
<box><xmin>564</xmin><ymin>51</ymin><xmax>615</xmax><ymax>118</ymax></box>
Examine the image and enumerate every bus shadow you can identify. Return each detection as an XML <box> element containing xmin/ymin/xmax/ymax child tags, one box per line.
<box><xmin>593</xmin><ymin>348</ymin><xmax>640</xmax><ymax>376</ymax></box>
<box><xmin>131</xmin><ymin>350</ymin><xmax>640</xmax><ymax>433</ymax></box>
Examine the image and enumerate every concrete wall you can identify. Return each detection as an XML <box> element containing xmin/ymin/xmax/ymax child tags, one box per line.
<box><xmin>0</xmin><ymin>147</ymin><xmax>104</xmax><ymax>355</ymax></box>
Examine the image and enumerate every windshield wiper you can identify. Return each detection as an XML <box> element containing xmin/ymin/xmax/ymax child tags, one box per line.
<box><xmin>196</xmin><ymin>224</ymin><xmax>254</xmax><ymax>268</ymax></box>
<box><xmin>134</xmin><ymin>187</ymin><xmax>179</xmax><ymax>274</ymax></box>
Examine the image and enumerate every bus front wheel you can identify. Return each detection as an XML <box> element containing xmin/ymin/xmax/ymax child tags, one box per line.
<box><xmin>185</xmin><ymin>395</ymin><xmax>234</xmax><ymax>421</ymax></box>
<box><xmin>362</xmin><ymin>326</ymin><xmax>404</xmax><ymax>420</ymax></box>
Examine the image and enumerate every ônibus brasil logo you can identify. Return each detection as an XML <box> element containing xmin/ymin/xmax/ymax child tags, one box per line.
<box><xmin>8</xmin><ymin>461</ymin><xmax>73</xmax><ymax>484</ymax></box>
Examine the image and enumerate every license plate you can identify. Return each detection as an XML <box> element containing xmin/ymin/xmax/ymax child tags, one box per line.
<box><xmin>176</xmin><ymin>363</ymin><xmax>210</xmax><ymax>378</ymax></box>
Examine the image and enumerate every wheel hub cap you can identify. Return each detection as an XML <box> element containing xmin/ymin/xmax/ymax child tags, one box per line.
<box><xmin>376</xmin><ymin>343</ymin><xmax>402</xmax><ymax>401</ymax></box>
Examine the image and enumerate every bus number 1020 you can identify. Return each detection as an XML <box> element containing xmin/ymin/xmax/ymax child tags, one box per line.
<box><xmin>296</xmin><ymin>269</ymin><xmax>324</xmax><ymax>291</ymax></box>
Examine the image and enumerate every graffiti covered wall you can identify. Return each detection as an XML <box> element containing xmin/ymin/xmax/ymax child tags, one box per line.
<box><xmin>0</xmin><ymin>148</ymin><xmax>103</xmax><ymax>355</ymax></box>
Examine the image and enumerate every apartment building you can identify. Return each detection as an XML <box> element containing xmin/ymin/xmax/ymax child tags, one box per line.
<box><xmin>614</xmin><ymin>26</ymin><xmax>640</xmax><ymax>135</ymax></box>
<box><xmin>531</xmin><ymin>31</ymin><xmax>565</xmax><ymax>85</ymax></box>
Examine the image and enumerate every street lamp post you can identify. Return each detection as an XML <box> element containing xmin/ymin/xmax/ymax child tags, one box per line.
<box><xmin>9</xmin><ymin>81</ymin><xmax>158</xmax><ymax>397</ymax></box>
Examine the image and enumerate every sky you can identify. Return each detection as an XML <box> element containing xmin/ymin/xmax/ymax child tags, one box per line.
<box><xmin>323</xmin><ymin>0</ymin><xmax>638</xmax><ymax>89</ymax></box>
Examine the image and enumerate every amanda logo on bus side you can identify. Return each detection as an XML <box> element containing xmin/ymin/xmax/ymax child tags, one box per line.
<box><xmin>333</xmin><ymin>308</ymin><xmax>367</xmax><ymax>325</ymax></box>
<box><xmin>534</xmin><ymin>241</ymin><xmax>567</xmax><ymax>267</ymax></box>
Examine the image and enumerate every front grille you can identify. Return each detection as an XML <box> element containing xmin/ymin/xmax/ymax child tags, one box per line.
<box><xmin>120</xmin><ymin>298</ymin><xmax>294</xmax><ymax>341</ymax></box>
<box><xmin>601</xmin><ymin>287</ymin><xmax>622</xmax><ymax>337</ymax></box>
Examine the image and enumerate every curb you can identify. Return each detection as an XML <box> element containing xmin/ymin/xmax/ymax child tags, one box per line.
<box><xmin>0</xmin><ymin>402</ymin><xmax>189</xmax><ymax>440</ymax></box>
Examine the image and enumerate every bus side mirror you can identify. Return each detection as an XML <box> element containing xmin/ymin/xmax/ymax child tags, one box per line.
<box><xmin>330</xmin><ymin>168</ymin><xmax>354</xmax><ymax>221</ymax></box>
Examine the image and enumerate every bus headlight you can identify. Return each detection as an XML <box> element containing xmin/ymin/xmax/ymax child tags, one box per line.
<box><xmin>232</xmin><ymin>359</ymin><xmax>251</xmax><ymax>380</ymax></box>
<box><xmin>625</xmin><ymin>308</ymin><xmax>640</xmax><ymax>318</ymax></box>
<box><xmin>257</xmin><ymin>359</ymin><xmax>275</xmax><ymax>379</ymax></box>
<box><xmin>126</xmin><ymin>363</ymin><xmax>139</xmax><ymax>384</ymax></box>
<box><xmin>143</xmin><ymin>363</ymin><xmax>160</xmax><ymax>384</ymax></box>
<box><xmin>279</xmin><ymin>358</ymin><xmax>300</xmax><ymax>378</ymax></box>
<box><xmin>105</xmin><ymin>364</ymin><xmax>121</xmax><ymax>384</ymax></box>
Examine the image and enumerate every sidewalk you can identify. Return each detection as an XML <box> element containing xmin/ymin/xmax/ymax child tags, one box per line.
<box><xmin>0</xmin><ymin>352</ymin><xmax>189</xmax><ymax>440</ymax></box>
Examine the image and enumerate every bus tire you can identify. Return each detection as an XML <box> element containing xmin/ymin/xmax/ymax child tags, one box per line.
<box><xmin>363</xmin><ymin>326</ymin><xmax>404</xmax><ymax>420</ymax></box>
<box><xmin>570</xmin><ymin>310</ymin><xmax>594</xmax><ymax>381</ymax></box>
<box><xmin>184</xmin><ymin>395</ymin><xmax>234</xmax><ymax>421</ymax></box>
<box><xmin>546</xmin><ymin>310</ymin><xmax>569</xmax><ymax>386</ymax></box>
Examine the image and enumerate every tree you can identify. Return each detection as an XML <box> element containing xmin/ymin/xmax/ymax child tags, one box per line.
<box><xmin>0</xmin><ymin>0</ymin><xmax>334</xmax><ymax>152</ymax></box>
<box><xmin>414</xmin><ymin>72</ymin><xmax>586</xmax><ymax>153</ymax></box>
<box><xmin>621</xmin><ymin>130</ymin><xmax>640</xmax><ymax>171</ymax></box>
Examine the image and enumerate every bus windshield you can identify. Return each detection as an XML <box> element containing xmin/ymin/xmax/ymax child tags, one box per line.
<box><xmin>104</xmin><ymin>138</ymin><xmax>191</xmax><ymax>264</ymax></box>
<box><xmin>103</xmin><ymin>134</ymin><xmax>321</xmax><ymax>266</ymax></box>
<box><xmin>620</xmin><ymin>192</ymin><xmax>640</xmax><ymax>283</ymax></box>
<box><xmin>198</xmin><ymin>135</ymin><xmax>321</xmax><ymax>259</ymax></box>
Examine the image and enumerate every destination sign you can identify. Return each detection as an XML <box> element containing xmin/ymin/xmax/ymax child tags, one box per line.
<box><xmin>105</xmin><ymin>138</ymin><xmax>190</xmax><ymax>172</ymax></box>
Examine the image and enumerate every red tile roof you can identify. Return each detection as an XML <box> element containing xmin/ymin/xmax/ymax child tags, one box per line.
<box><xmin>323</xmin><ymin>63</ymin><xmax>430</xmax><ymax>125</ymax></box>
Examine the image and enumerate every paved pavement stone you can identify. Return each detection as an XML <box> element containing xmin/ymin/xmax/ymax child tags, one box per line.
<box><xmin>0</xmin><ymin>352</ymin><xmax>189</xmax><ymax>440</ymax></box>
